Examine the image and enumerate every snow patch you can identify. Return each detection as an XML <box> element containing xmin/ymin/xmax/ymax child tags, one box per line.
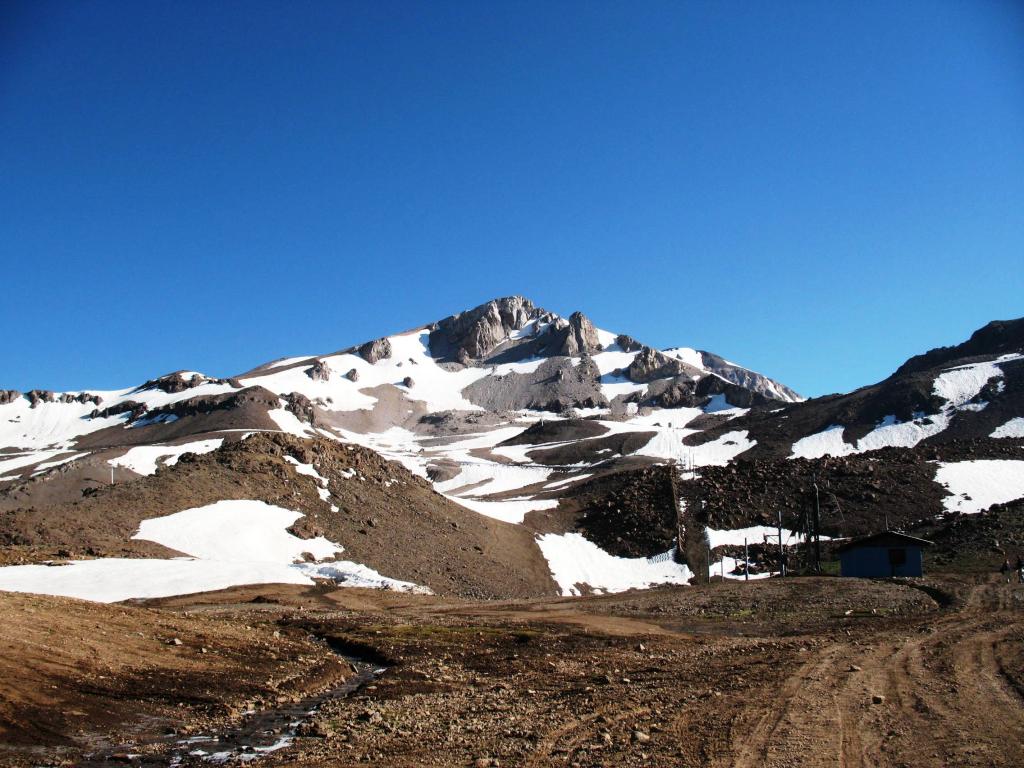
<box><xmin>109</xmin><ymin>439</ymin><xmax>223</xmax><ymax>476</ymax></box>
<box><xmin>934</xmin><ymin>460</ymin><xmax>1024</xmax><ymax>515</ymax></box>
<box><xmin>537</xmin><ymin>532</ymin><xmax>692</xmax><ymax>596</ymax></box>
<box><xmin>991</xmin><ymin>417</ymin><xmax>1024</xmax><ymax>439</ymax></box>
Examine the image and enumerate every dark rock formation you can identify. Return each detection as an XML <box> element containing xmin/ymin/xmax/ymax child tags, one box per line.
<box><xmin>402</xmin><ymin>376</ymin><xmax>415</xmax><ymax>388</ymax></box>
<box><xmin>345</xmin><ymin>368</ymin><xmax>360</xmax><ymax>382</ymax></box>
<box><xmin>500</xmin><ymin>418</ymin><xmax>610</xmax><ymax>446</ymax></box>
<box><xmin>26</xmin><ymin>390</ymin><xmax>56</xmax><ymax>408</ymax></box>
<box><xmin>307</xmin><ymin>360</ymin><xmax>331</xmax><ymax>382</ymax></box>
<box><xmin>284</xmin><ymin>392</ymin><xmax>316</xmax><ymax>425</ymax></box>
<box><xmin>894</xmin><ymin>318</ymin><xmax>1024</xmax><ymax>377</ymax></box>
<box><xmin>91</xmin><ymin>400</ymin><xmax>148</xmax><ymax>420</ymax></box>
<box><xmin>569</xmin><ymin>466</ymin><xmax>681</xmax><ymax>558</ymax></box>
<box><xmin>615</xmin><ymin>334</ymin><xmax>644</xmax><ymax>352</ymax></box>
<box><xmin>0</xmin><ymin>391</ymin><xmax>19</xmax><ymax>406</ymax></box>
<box><xmin>357</xmin><ymin>338</ymin><xmax>392</xmax><ymax>364</ymax></box>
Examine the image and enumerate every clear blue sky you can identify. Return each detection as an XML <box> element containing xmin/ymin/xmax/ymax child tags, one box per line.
<box><xmin>2</xmin><ymin>1</ymin><xmax>1022</xmax><ymax>397</ymax></box>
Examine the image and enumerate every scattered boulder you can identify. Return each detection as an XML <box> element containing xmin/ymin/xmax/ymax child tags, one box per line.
<box><xmin>402</xmin><ymin>376</ymin><xmax>415</xmax><ymax>388</ymax></box>
<box><xmin>307</xmin><ymin>360</ymin><xmax>331</xmax><ymax>382</ymax></box>
<box><xmin>357</xmin><ymin>338</ymin><xmax>393</xmax><ymax>364</ymax></box>
<box><xmin>345</xmin><ymin>368</ymin><xmax>360</xmax><ymax>382</ymax></box>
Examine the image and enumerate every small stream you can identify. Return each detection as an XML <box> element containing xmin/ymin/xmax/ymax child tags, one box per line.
<box><xmin>84</xmin><ymin>638</ymin><xmax>385</xmax><ymax>766</ymax></box>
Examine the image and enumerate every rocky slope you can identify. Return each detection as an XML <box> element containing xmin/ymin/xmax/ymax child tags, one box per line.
<box><xmin>0</xmin><ymin>300</ymin><xmax>1022</xmax><ymax>600</ymax></box>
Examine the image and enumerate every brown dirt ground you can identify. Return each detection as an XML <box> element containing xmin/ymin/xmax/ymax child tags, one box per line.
<box><xmin>1</xmin><ymin>574</ymin><xmax>1021</xmax><ymax>767</ymax></box>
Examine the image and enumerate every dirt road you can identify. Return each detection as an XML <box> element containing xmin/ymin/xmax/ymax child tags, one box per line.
<box><xmin>1</xmin><ymin>577</ymin><xmax>1021</xmax><ymax>767</ymax></box>
<box><xmin>727</xmin><ymin>580</ymin><xmax>1024</xmax><ymax>768</ymax></box>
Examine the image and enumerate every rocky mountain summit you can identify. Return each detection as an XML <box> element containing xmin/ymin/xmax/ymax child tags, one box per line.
<box><xmin>0</xmin><ymin>300</ymin><xmax>1021</xmax><ymax>601</ymax></box>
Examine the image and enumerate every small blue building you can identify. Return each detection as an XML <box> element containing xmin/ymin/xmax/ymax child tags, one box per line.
<box><xmin>836</xmin><ymin>531</ymin><xmax>932</xmax><ymax>578</ymax></box>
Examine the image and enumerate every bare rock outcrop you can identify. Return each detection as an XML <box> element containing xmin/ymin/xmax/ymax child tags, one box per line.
<box><xmin>307</xmin><ymin>360</ymin><xmax>331</xmax><ymax>382</ymax></box>
<box><xmin>626</xmin><ymin>347</ymin><xmax>694</xmax><ymax>384</ymax></box>
<box><xmin>0</xmin><ymin>390</ymin><xmax>19</xmax><ymax>406</ymax></box>
<box><xmin>428</xmin><ymin>296</ymin><xmax>541</xmax><ymax>363</ymax></box>
<box><xmin>134</xmin><ymin>372</ymin><xmax>238</xmax><ymax>395</ymax></box>
<box><xmin>345</xmin><ymin>368</ymin><xmax>360</xmax><ymax>382</ymax></box>
<box><xmin>357</xmin><ymin>338</ymin><xmax>392</xmax><ymax>364</ymax></box>
<box><xmin>548</xmin><ymin>312</ymin><xmax>602</xmax><ymax>357</ymax></box>
<box><xmin>284</xmin><ymin>392</ymin><xmax>316</xmax><ymax>425</ymax></box>
<box><xmin>615</xmin><ymin>334</ymin><xmax>644</xmax><ymax>352</ymax></box>
<box><xmin>26</xmin><ymin>390</ymin><xmax>56</xmax><ymax>408</ymax></box>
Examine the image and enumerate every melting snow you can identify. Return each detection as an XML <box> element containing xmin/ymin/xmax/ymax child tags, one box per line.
<box><xmin>705</xmin><ymin>526</ymin><xmax>829</xmax><ymax>548</ymax></box>
<box><xmin>109</xmin><ymin>439</ymin><xmax>224</xmax><ymax>476</ymax></box>
<box><xmin>537</xmin><ymin>533</ymin><xmax>692</xmax><ymax>596</ymax></box>
<box><xmin>0</xmin><ymin>500</ymin><xmax>428</xmax><ymax>602</ymax></box>
<box><xmin>991</xmin><ymin>417</ymin><xmax>1024</xmax><ymax>439</ymax></box>
<box><xmin>791</xmin><ymin>354</ymin><xmax>1024</xmax><ymax>459</ymax></box>
<box><xmin>934</xmin><ymin>460</ymin><xmax>1024</xmax><ymax>515</ymax></box>
<box><xmin>444</xmin><ymin>495</ymin><xmax>559</xmax><ymax>525</ymax></box>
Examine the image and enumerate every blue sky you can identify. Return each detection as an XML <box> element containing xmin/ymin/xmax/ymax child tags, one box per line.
<box><xmin>2</xmin><ymin>1</ymin><xmax>1022</xmax><ymax>397</ymax></box>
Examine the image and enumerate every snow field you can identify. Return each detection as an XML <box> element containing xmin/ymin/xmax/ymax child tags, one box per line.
<box><xmin>0</xmin><ymin>499</ymin><xmax>428</xmax><ymax>602</ymax></box>
<box><xmin>934</xmin><ymin>460</ymin><xmax>1024</xmax><ymax>515</ymax></box>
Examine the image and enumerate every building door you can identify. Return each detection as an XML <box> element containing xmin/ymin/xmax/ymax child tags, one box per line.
<box><xmin>888</xmin><ymin>547</ymin><xmax>906</xmax><ymax>577</ymax></box>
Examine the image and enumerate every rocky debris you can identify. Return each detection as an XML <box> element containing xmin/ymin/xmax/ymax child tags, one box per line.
<box><xmin>345</xmin><ymin>368</ymin><xmax>360</xmax><ymax>382</ymax></box>
<box><xmin>426</xmin><ymin>460</ymin><xmax>461</xmax><ymax>483</ymax></box>
<box><xmin>357</xmin><ymin>338</ymin><xmax>393</xmax><ymax>365</ymax></box>
<box><xmin>626</xmin><ymin>347</ymin><xmax>694</xmax><ymax>384</ymax></box>
<box><xmin>307</xmin><ymin>360</ymin><xmax>331</xmax><ymax>382</ymax></box>
<box><xmin>615</xmin><ymin>334</ymin><xmax>644</xmax><ymax>353</ymax></box>
<box><xmin>90</xmin><ymin>387</ymin><xmax>285</xmax><ymax>430</ymax></box>
<box><xmin>645</xmin><ymin>373</ymin><xmax>782</xmax><ymax>411</ymax></box>
<box><xmin>921</xmin><ymin>495</ymin><xmax>1024</xmax><ymax>572</ymax></box>
<box><xmin>428</xmin><ymin>296</ymin><xmax>541</xmax><ymax>363</ymax></box>
<box><xmin>500</xmin><ymin>418</ymin><xmax>610</xmax><ymax>446</ymax></box>
<box><xmin>284</xmin><ymin>392</ymin><xmax>317</xmax><ymax>425</ymax></box>
<box><xmin>678</xmin><ymin>439</ymin><xmax>1024</xmax><ymax>541</ymax></box>
<box><xmin>416</xmin><ymin>410</ymin><xmax>506</xmax><ymax>435</ymax></box>
<box><xmin>566</xmin><ymin>466</ymin><xmax>680</xmax><ymax>558</ymax></box>
<box><xmin>463</xmin><ymin>357</ymin><xmax>607</xmax><ymax>414</ymax></box>
<box><xmin>0</xmin><ymin>390</ymin><xmax>20</xmax><ymax>406</ymax></box>
<box><xmin>521</xmin><ymin>430</ymin><xmax>654</xmax><ymax>466</ymax></box>
<box><xmin>402</xmin><ymin>376</ymin><xmax>415</xmax><ymax>388</ymax></box>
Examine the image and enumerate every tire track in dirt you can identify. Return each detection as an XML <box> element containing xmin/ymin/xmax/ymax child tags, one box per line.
<box><xmin>727</xmin><ymin>582</ymin><xmax>1024</xmax><ymax>768</ymax></box>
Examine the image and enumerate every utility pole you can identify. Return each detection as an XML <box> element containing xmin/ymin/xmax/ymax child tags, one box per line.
<box><xmin>777</xmin><ymin>508</ymin><xmax>785</xmax><ymax>577</ymax></box>
<box><xmin>812</xmin><ymin>479</ymin><xmax>822</xmax><ymax>574</ymax></box>
<box><xmin>110</xmin><ymin>466</ymin><xmax>114</xmax><ymax>485</ymax></box>
<box><xmin>744</xmin><ymin>537</ymin><xmax>749</xmax><ymax>581</ymax></box>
